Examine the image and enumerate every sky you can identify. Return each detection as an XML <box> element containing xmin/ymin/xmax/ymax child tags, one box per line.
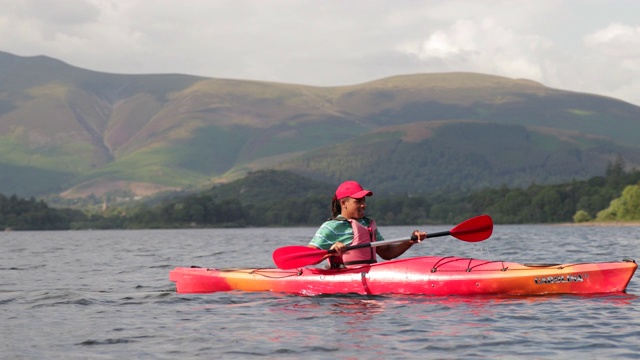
<box><xmin>2</xmin><ymin>0</ymin><xmax>640</xmax><ymax>106</ymax></box>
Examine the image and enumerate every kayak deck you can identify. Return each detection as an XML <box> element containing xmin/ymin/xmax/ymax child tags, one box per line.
<box><xmin>170</xmin><ymin>256</ymin><xmax>637</xmax><ymax>296</ymax></box>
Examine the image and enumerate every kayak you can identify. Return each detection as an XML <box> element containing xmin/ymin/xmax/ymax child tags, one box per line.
<box><xmin>169</xmin><ymin>256</ymin><xmax>637</xmax><ymax>296</ymax></box>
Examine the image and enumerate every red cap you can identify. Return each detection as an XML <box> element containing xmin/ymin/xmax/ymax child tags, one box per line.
<box><xmin>334</xmin><ymin>180</ymin><xmax>373</xmax><ymax>200</ymax></box>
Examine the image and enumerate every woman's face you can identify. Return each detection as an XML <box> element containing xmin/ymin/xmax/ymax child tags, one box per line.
<box><xmin>341</xmin><ymin>197</ymin><xmax>366</xmax><ymax>220</ymax></box>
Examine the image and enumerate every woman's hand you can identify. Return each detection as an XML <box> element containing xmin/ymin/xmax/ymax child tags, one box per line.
<box><xmin>329</xmin><ymin>242</ymin><xmax>347</xmax><ymax>254</ymax></box>
<box><xmin>411</xmin><ymin>230</ymin><xmax>427</xmax><ymax>243</ymax></box>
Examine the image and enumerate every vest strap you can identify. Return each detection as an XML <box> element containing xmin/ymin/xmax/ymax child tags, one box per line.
<box><xmin>343</xmin><ymin>259</ymin><xmax>377</xmax><ymax>266</ymax></box>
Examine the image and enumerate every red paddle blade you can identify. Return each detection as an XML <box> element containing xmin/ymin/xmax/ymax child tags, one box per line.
<box><xmin>449</xmin><ymin>214</ymin><xmax>493</xmax><ymax>242</ymax></box>
<box><xmin>272</xmin><ymin>246</ymin><xmax>328</xmax><ymax>270</ymax></box>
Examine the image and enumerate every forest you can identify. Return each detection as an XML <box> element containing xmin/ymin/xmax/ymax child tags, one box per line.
<box><xmin>0</xmin><ymin>194</ymin><xmax>86</xmax><ymax>230</ymax></box>
<box><xmin>1</xmin><ymin>159</ymin><xmax>639</xmax><ymax>231</ymax></box>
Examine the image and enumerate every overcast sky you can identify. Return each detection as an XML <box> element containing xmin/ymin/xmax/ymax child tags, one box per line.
<box><xmin>2</xmin><ymin>0</ymin><xmax>640</xmax><ymax>105</ymax></box>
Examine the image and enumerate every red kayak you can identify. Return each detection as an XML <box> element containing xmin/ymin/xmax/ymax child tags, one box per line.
<box><xmin>170</xmin><ymin>256</ymin><xmax>637</xmax><ymax>296</ymax></box>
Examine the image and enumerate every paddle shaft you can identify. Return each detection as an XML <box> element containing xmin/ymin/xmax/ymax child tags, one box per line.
<box><xmin>326</xmin><ymin>230</ymin><xmax>453</xmax><ymax>254</ymax></box>
<box><xmin>327</xmin><ymin>235</ymin><xmax>417</xmax><ymax>254</ymax></box>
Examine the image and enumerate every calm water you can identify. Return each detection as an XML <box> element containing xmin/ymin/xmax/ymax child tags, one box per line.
<box><xmin>1</xmin><ymin>224</ymin><xmax>639</xmax><ymax>359</ymax></box>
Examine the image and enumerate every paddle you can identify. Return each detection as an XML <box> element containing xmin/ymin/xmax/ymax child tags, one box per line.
<box><xmin>272</xmin><ymin>214</ymin><xmax>493</xmax><ymax>270</ymax></box>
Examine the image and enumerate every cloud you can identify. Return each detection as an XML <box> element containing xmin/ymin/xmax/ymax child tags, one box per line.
<box><xmin>575</xmin><ymin>22</ymin><xmax>640</xmax><ymax>102</ymax></box>
<box><xmin>5</xmin><ymin>0</ymin><xmax>99</xmax><ymax>25</ymax></box>
<box><xmin>396</xmin><ymin>18</ymin><xmax>551</xmax><ymax>82</ymax></box>
<box><xmin>584</xmin><ymin>23</ymin><xmax>640</xmax><ymax>64</ymax></box>
<box><xmin>1</xmin><ymin>0</ymin><xmax>640</xmax><ymax>106</ymax></box>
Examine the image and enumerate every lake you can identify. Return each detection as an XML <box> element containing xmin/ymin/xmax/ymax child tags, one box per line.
<box><xmin>1</xmin><ymin>224</ymin><xmax>639</xmax><ymax>359</ymax></box>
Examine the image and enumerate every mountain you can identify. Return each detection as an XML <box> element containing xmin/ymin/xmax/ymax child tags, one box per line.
<box><xmin>1</xmin><ymin>50</ymin><xmax>640</xmax><ymax>199</ymax></box>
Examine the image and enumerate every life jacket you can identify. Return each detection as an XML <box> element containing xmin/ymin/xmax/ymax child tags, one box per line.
<box><xmin>328</xmin><ymin>218</ymin><xmax>378</xmax><ymax>268</ymax></box>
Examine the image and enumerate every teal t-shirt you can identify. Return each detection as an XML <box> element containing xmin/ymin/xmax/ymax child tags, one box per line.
<box><xmin>309</xmin><ymin>216</ymin><xmax>384</xmax><ymax>250</ymax></box>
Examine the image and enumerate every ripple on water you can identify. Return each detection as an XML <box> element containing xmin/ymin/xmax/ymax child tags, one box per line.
<box><xmin>1</xmin><ymin>226</ymin><xmax>639</xmax><ymax>359</ymax></box>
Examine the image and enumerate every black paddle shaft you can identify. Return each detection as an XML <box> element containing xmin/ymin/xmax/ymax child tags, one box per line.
<box><xmin>327</xmin><ymin>234</ymin><xmax>421</xmax><ymax>254</ymax></box>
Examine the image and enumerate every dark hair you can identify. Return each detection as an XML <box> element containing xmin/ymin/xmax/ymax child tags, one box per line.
<box><xmin>330</xmin><ymin>197</ymin><xmax>341</xmax><ymax>219</ymax></box>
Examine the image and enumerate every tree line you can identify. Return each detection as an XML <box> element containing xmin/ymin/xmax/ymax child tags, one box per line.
<box><xmin>2</xmin><ymin>160</ymin><xmax>639</xmax><ymax>230</ymax></box>
<box><xmin>0</xmin><ymin>194</ymin><xmax>86</xmax><ymax>230</ymax></box>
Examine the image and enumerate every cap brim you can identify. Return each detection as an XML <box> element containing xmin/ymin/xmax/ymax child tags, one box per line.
<box><xmin>350</xmin><ymin>190</ymin><xmax>373</xmax><ymax>199</ymax></box>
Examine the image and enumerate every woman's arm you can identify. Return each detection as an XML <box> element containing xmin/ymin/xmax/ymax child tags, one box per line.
<box><xmin>376</xmin><ymin>230</ymin><xmax>426</xmax><ymax>260</ymax></box>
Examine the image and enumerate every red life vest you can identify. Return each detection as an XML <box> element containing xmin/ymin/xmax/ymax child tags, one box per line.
<box><xmin>343</xmin><ymin>218</ymin><xmax>378</xmax><ymax>265</ymax></box>
<box><xmin>328</xmin><ymin>218</ymin><xmax>378</xmax><ymax>268</ymax></box>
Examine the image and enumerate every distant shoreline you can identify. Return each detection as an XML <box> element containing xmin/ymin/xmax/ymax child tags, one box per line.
<box><xmin>555</xmin><ymin>221</ymin><xmax>640</xmax><ymax>227</ymax></box>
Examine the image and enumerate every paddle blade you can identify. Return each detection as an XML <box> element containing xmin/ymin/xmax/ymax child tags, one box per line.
<box><xmin>273</xmin><ymin>246</ymin><xmax>328</xmax><ymax>269</ymax></box>
<box><xmin>449</xmin><ymin>214</ymin><xmax>493</xmax><ymax>242</ymax></box>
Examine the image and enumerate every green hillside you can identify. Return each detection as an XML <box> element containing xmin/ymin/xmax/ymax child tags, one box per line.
<box><xmin>1</xmin><ymin>51</ymin><xmax>640</xmax><ymax>201</ymax></box>
<box><xmin>3</xmin><ymin>165</ymin><xmax>640</xmax><ymax>230</ymax></box>
<box><xmin>278</xmin><ymin>121</ymin><xmax>640</xmax><ymax>194</ymax></box>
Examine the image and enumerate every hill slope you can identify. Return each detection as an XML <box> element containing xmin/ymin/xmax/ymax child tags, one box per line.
<box><xmin>278</xmin><ymin>120</ymin><xmax>640</xmax><ymax>194</ymax></box>
<box><xmin>1</xmin><ymin>51</ymin><xmax>640</xmax><ymax>199</ymax></box>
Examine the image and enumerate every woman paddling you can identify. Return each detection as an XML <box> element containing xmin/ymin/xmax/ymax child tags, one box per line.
<box><xmin>309</xmin><ymin>180</ymin><xmax>427</xmax><ymax>269</ymax></box>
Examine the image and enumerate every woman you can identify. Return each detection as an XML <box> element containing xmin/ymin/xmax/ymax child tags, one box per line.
<box><xmin>309</xmin><ymin>180</ymin><xmax>427</xmax><ymax>268</ymax></box>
